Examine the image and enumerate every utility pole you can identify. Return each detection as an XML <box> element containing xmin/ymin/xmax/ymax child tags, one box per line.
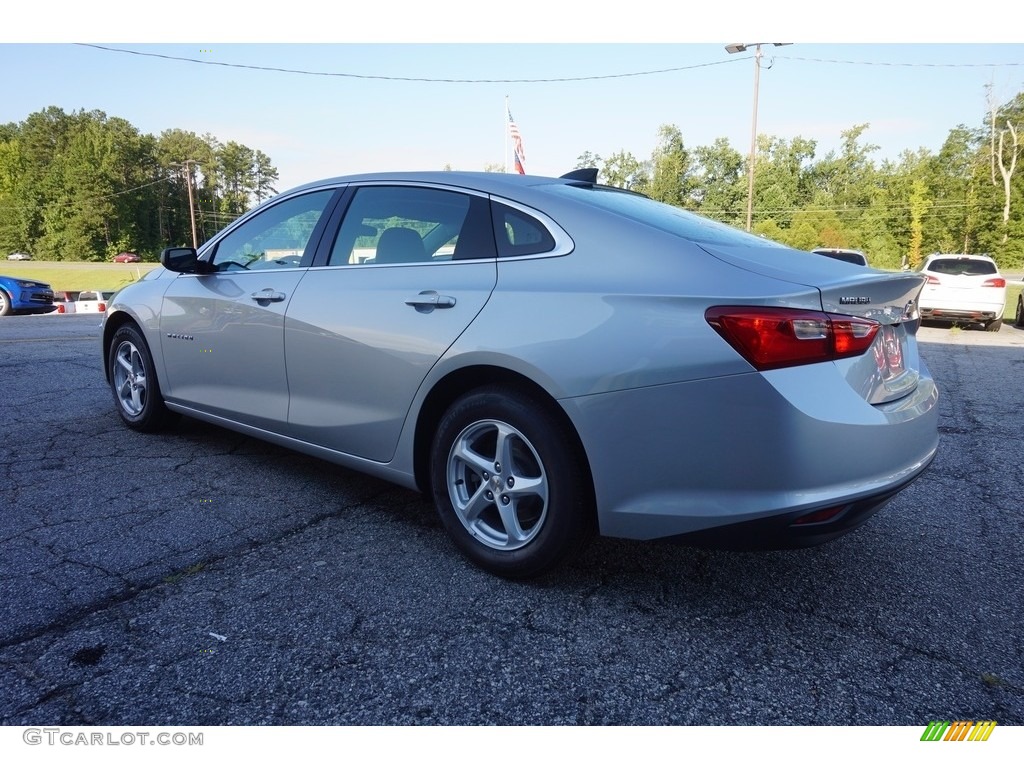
<box><xmin>726</xmin><ymin>43</ymin><xmax>791</xmax><ymax>232</ymax></box>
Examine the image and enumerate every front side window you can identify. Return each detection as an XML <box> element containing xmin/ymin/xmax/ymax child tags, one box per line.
<box><xmin>329</xmin><ymin>186</ymin><xmax>494</xmax><ymax>265</ymax></box>
<box><xmin>210</xmin><ymin>190</ymin><xmax>335</xmax><ymax>272</ymax></box>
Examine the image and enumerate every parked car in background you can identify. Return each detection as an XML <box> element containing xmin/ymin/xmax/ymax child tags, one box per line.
<box><xmin>0</xmin><ymin>274</ymin><xmax>55</xmax><ymax>315</ymax></box>
<box><xmin>73</xmin><ymin>290</ymin><xmax>116</xmax><ymax>314</ymax></box>
<box><xmin>7</xmin><ymin>252</ymin><xmax>32</xmax><ymax>261</ymax></box>
<box><xmin>101</xmin><ymin>169</ymin><xmax>939</xmax><ymax>578</ymax></box>
<box><xmin>114</xmin><ymin>252</ymin><xmax>141</xmax><ymax>263</ymax></box>
<box><xmin>811</xmin><ymin>248</ymin><xmax>869</xmax><ymax>267</ymax></box>
<box><xmin>917</xmin><ymin>254</ymin><xmax>1006</xmax><ymax>332</ymax></box>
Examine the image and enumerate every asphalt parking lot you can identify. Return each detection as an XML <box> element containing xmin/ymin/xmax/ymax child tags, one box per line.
<box><xmin>1</xmin><ymin>314</ymin><xmax>1022</xmax><ymax>726</ymax></box>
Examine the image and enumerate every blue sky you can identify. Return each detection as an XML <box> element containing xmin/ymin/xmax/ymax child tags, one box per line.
<box><xmin>4</xmin><ymin>5</ymin><xmax>1023</xmax><ymax>193</ymax></box>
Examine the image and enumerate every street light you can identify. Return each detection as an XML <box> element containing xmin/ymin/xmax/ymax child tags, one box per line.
<box><xmin>725</xmin><ymin>43</ymin><xmax>790</xmax><ymax>232</ymax></box>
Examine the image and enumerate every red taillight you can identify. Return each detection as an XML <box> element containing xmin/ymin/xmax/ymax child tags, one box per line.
<box><xmin>705</xmin><ymin>306</ymin><xmax>880</xmax><ymax>371</ymax></box>
<box><xmin>983</xmin><ymin>277</ymin><xmax>1006</xmax><ymax>288</ymax></box>
<box><xmin>925</xmin><ymin>275</ymin><xmax>941</xmax><ymax>284</ymax></box>
<box><xmin>97</xmin><ymin>303</ymin><xmax>106</xmax><ymax>312</ymax></box>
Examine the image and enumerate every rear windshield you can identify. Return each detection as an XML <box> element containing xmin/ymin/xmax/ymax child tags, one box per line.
<box><xmin>923</xmin><ymin>258</ymin><xmax>997</xmax><ymax>276</ymax></box>
<box><xmin>545</xmin><ymin>184</ymin><xmax>784</xmax><ymax>248</ymax></box>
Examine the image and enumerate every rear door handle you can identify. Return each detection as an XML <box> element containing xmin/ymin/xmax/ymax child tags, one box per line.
<box><xmin>250</xmin><ymin>289</ymin><xmax>286</xmax><ymax>303</ymax></box>
<box><xmin>405</xmin><ymin>291</ymin><xmax>456</xmax><ymax>311</ymax></box>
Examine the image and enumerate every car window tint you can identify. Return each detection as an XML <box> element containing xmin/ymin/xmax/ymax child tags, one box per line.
<box><xmin>329</xmin><ymin>186</ymin><xmax>491</xmax><ymax>265</ymax></box>
<box><xmin>925</xmin><ymin>258</ymin><xmax>997</xmax><ymax>276</ymax></box>
<box><xmin>210</xmin><ymin>190</ymin><xmax>335</xmax><ymax>272</ymax></box>
<box><xmin>491</xmin><ymin>202</ymin><xmax>556</xmax><ymax>258</ymax></box>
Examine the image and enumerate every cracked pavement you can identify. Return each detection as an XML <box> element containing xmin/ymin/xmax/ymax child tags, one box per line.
<box><xmin>1</xmin><ymin>314</ymin><xmax>1021</xmax><ymax>725</ymax></box>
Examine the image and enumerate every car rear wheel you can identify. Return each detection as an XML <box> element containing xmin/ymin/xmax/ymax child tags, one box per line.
<box><xmin>0</xmin><ymin>290</ymin><xmax>11</xmax><ymax>316</ymax></box>
<box><xmin>1016</xmin><ymin>296</ymin><xmax>1024</xmax><ymax>327</ymax></box>
<box><xmin>986</xmin><ymin>317</ymin><xmax>1003</xmax><ymax>333</ymax></box>
<box><xmin>108</xmin><ymin>324</ymin><xmax>175</xmax><ymax>432</ymax></box>
<box><xmin>430</xmin><ymin>386</ymin><xmax>591</xmax><ymax>579</ymax></box>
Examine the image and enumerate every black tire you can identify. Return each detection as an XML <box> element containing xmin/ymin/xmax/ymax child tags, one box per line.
<box><xmin>107</xmin><ymin>323</ymin><xmax>175</xmax><ymax>432</ymax></box>
<box><xmin>986</xmin><ymin>318</ymin><xmax>1003</xmax><ymax>333</ymax></box>
<box><xmin>0</xmin><ymin>290</ymin><xmax>11</xmax><ymax>317</ymax></box>
<box><xmin>1016</xmin><ymin>296</ymin><xmax>1024</xmax><ymax>328</ymax></box>
<box><xmin>430</xmin><ymin>386</ymin><xmax>592</xmax><ymax>579</ymax></box>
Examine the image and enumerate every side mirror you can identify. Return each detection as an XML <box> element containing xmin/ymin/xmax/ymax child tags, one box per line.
<box><xmin>160</xmin><ymin>247</ymin><xmax>212</xmax><ymax>274</ymax></box>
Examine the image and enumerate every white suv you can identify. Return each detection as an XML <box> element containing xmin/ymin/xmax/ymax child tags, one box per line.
<box><xmin>917</xmin><ymin>254</ymin><xmax>1006</xmax><ymax>332</ymax></box>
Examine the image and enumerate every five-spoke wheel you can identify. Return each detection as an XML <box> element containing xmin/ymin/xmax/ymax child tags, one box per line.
<box><xmin>431</xmin><ymin>386</ymin><xmax>591</xmax><ymax>578</ymax></box>
<box><xmin>107</xmin><ymin>324</ymin><xmax>174</xmax><ymax>432</ymax></box>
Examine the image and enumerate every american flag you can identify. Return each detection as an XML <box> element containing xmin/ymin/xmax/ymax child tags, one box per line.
<box><xmin>507</xmin><ymin>107</ymin><xmax>526</xmax><ymax>174</ymax></box>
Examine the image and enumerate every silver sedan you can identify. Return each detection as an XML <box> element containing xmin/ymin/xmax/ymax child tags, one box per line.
<box><xmin>101</xmin><ymin>170</ymin><xmax>939</xmax><ymax>578</ymax></box>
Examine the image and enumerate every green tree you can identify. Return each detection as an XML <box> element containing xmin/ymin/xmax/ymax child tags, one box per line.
<box><xmin>601</xmin><ymin>150</ymin><xmax>649</xmax><ymax>192</ymax></box>
<box><xmin>648</xmin><ymin>125</ymin><xmax>691</xmax><ymax>207</ymax></box>
<box><xmin>908</xmin><ymin>179</ymin><xmax>932</xmax><ymax>269</ymax></box>
<box><xmin>253</xmin><ymin>150</ymin><xmax>279</xmax><ymax>202</ymax></box>
<box><xmin>692</xmin><ymin>137</ymin><xmax>745</xmax><ymax>225</ymax></box>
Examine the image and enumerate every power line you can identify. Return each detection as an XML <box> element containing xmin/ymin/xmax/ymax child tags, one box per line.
<box><xmin>778</xmin><ymin>55</ymin><xmax>1024</xmax><ymax>69</ymax></box>
<box><xmin>72</xmin><ymin>44</ymin><xmax>743</xmax><ymax>83</ymax></box>
<box><xmin>75</xmin><ymin>44</ymin><xmax>1024</xmax><ymax>85</ymax></box>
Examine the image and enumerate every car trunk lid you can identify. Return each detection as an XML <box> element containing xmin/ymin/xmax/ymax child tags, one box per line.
<box><xmin>700</xmin><ymin>244</ymin><xmax>927</xmax><ymax>404</ymax></box>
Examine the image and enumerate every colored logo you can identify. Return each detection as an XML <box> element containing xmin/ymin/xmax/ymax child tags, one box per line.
<box><xmin>921</xmin><ymin>721</ymin><xmax>997</xmax><ymax>742</ymax></box>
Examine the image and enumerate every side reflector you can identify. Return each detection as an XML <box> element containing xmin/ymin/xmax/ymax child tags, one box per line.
<box><xmin>792</xmin><ymin>506</ymin><xmax>847</xmax><ymax>526</ymax></box>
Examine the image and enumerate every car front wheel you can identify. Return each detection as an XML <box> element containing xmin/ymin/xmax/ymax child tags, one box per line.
<box><xmin>430</xmin><ymin>386</ymin><xmax>591</xmax><ymax>579</ymax></box>
<box><xmin>0</xmin><ymin>290</ymin><xmax>11</xmax><ymax>316</ymax></box>
<box><xmin>108</xmin><ymin>324</ymin><xmax>174</xmax><ymax>432</ymax></box>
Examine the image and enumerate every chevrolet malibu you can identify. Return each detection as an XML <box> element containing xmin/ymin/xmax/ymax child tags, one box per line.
<box><xmin>101</xmin><ymin>170</ymin><xmax>939</xmax><ymax>578</ymax></box>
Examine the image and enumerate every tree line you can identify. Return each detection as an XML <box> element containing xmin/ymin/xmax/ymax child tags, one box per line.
<box><xmin>0</xmin><ymin>107</ymin><xmax>278</xmax><ymax>261</ymax></box>
<box><xmin>2</xmin><ymin>92</ymin><xmax>1022</xmax><ymax>270</ymax></box>
<box><xmin>577</xmin><ymin>89</ymin><xmax>1024</xmax><ymax>270</ymax></box>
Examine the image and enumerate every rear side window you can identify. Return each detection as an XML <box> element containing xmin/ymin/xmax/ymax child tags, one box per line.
<box><xmin>491</xmin><ymin>202</ymin><xmax>556</xmax><ymax>257</ymax></box>
<box><xmin>924</xmin><ymin>258</ymin><xmax>997</xmax><ymax>276</ymax></box>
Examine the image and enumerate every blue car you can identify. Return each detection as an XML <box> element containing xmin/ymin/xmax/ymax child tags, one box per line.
<box><xmin>0</xmin><ymin>274</ymin><xmax>56</xmax><ymax>316</ymax></box>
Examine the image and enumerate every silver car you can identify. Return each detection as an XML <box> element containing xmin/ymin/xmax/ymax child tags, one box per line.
<box><xmin>101</xmin><ymin>170</ymin><xmax>939</xmax><ymax>578</ymax></box>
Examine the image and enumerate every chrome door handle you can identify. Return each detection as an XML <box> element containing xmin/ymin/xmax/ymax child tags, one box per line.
<box><xmin>405</xmin><ymin>291</ymin><xmax>456</xmax><ymax>311</ymax></box>
<box><xmin>250</xmin><ymin>289</ymin><xmax>286</xmax><ymax>303</ymax></box>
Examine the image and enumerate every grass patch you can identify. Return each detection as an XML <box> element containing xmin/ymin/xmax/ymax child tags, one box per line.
<box><xmin>0</xmin><ymin>261</ymin><xmax>160</xmax><ymax>291</ymax></box>
<box><xmin>1004</xmin><ymin>282</ymin><xmax>1022</xmax><ymax>322</ymax></box>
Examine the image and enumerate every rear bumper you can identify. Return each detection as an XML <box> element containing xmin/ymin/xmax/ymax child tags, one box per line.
<box><xmin>920</xmin><ymin>306</ymin><xmax>1001</xmax><ymax>323</ymax></box>
<box><xmin>562</xmin><ymin>358</ymin><xmax>939</xmax><ymax>544</ymax></box>
<box><xmin>673</xmin><ymin>462</ymin><xmax>930</xmax><ymax>550</ymax></box>
<box><xmin>919</xmin><ymin>294</ymin><xmax>1004</xmax><ymax>323</ymax></box>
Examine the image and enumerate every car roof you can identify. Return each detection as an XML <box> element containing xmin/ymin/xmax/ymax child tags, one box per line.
<box><xmin>922</xmin><ymin>253</ymin><xmax>997</xmax><ymax>264</ymax></box>
<box><xmin>283</xmin><ymin>170</ymin><xmax>584</xmax><ymax>198</ymax></box>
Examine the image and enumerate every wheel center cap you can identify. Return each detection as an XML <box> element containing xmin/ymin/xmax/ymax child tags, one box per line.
<box><xmin>490</xmin><ymin>475</ymin><xmax>503</xmax><ymax>491</ymax></box>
